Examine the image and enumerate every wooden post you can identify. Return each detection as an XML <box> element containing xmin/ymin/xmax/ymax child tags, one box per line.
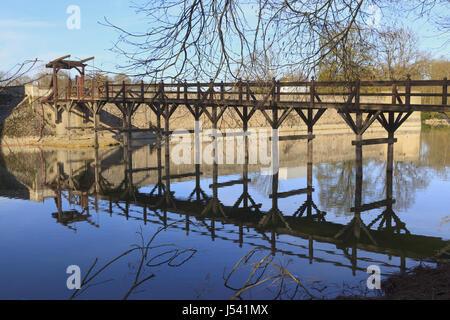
<box><xmin>91</xmin><ymin>77</ymin><xmax>95</xmax><ymax>100</ymax></box>
<box><xmin>239</xmin><ymin>225</ymin><xmax>243</xmax><ymax>248</ymax></box>
<box><xmin>122</xmin><ymin>106</ymin><xmax>128</xmax><ymax>149</ymax></box>
<box><xmin>271</xmin><ymin>231</ymin><xmax>276</xmax><ymax>256</ymax></box>
<box><xmin>197</xmin><ymin>81</ymin><xmax>201</xmax><ymax>101</ymax></box>
<box><xmin>355</xmin><ymin>79</ymin><xmax>360</xmax><ymax>109</ymax></box>
<box><xmin>163</xmin><ymin>81</ymin><xmax>171</xmax><ymax>205</ymax></box>
<box><xmin>122</xmin><ymin>81</ymin><xmax>126</xmax><ymax>102</ymax></box>
<box><xmin>307</xmin><ymin>123</ymin><xmax>313</xmax><ymax>218</ymax></box>
<box><xmin>194</xmin><ymin>111</ymin><xmax>201</xmax><ymax>165</ymax></box>
<box><xmin>52</xmin><ymin>66</ymin><xmax>58</xmax><ymax>101</ymax></box>
<box><xmin>355</xmin><ymin>112</ymin><xmax>363</xmax><ymax>207</ymax></box>
<box><xmin>212</xmin><ymin>98</ymin><xmax>218</xmax><ymax>206</ymax></box>
<box><xmin>400</xmin><ymin>254</ymin><xmax>406</xmax><ymax>274</ymax></box>
<box><xmin>211</xmin><ymin>219</ymin><xmax>216</xmax><ymax>241</ymax></box>
<box><xmin>210</xmin><ymin>79</ymin><xmax>214</xmax><ymax>103</ymax></box>
<box><xmin>127</xmin><ymin>139</ymin><xmax>133</xmax><ymax>188</ymax></box>
<box><xmin>105</xmin><ymin>81</ymin><xmax>109</xmax><ymax>101</ymax></box>
<box><xmin>156</xmin><ymin>128</ymin><xmax>163</xmax><ymax>196</ymax></box>
<box><xmin>67</xmin><ymin>106</ymin><xmax>72</xmax><ymax>142</ymax></box>
<box><xmin>387</xmin><ymin>112</ymin><xmax>395</xmax><ymax>175</ymax></box>
<box><xmin>94</xmin><ymin>104</ymin><xmax>100</xmax><ymax>149</ymax></box>
<box><xmin>143</xmin><ymin>204</ymin><xmax>147</xmax><ymax>225</ymax></box>
<box><xmin>94</xmin><ymin>142</ymin><xmax>100</xmax><ymax>195</ymax></box>
<box><xmin>406</xmin><ymin>74</ymin><xmax>411</xmax><ymax>106</ymax></box>
<box><xmin>272</xmin><ymin>78</ymin><xmax>279</xmax><ymax>211</ymax></box>
<box><xmin>81</xmin><ymin>66</ymin><xmax>85</xmax><ymax>99</ymax></box>
<box><xmin>55</xmin><ymin>163</ymin><xmax>62</xmax><ymax>216</ymax></box>
<box><xmin>76</xmin><ymin>76</ymin><xmax>81</xmax><ymax>99</ymax></box>
<box><xmin>443</xmin><ymin>77</ymin><xmax>448</xmax><ymax>106</ymax></box>
<box><xmin>392</xmin><ymin>83</ymin><xmax>397</xmax><ymax>105</ymax></box>
<box><xmin>68</xmin><ymin>77</ymin><xmax>72</xmax><ymax>98</ymax></box>
<box><xmin>195</xmin><ymin>164</ymin><xmax>201</xmax><ymax>201</ymax></box>
<box><xmin>52</xmin><ymin>105</ymin><xmax>58</xmax><ymax>124</ymax></box>
<box><xmin>276</xmin><ymin>80</ymin><xmax>281</xmax><ymax>104</ymax></box>
<box><xmin>352</xmin><ymin>245</ymin><xmax>357</xmax><ymax>276</ymax></box>
<box><xmin>386</xmin><ymin>152</ymin><xmax>393</xmax><ymax>202</ymax></box>
<box><xmin>238</xmin><ymin>78</ymin><xmax>243</xmax><ymax>104</ymax></box>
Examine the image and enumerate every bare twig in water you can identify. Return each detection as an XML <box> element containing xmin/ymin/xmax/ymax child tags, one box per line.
<box><xmin>70</xmin><ymin>219</ymin><xmax>198</xmax><ymax>300</ymax></box>
<box><xmin>224</xmin><ymin>247</ymin><xmax>319</xmax><ymax>300</ymax></box>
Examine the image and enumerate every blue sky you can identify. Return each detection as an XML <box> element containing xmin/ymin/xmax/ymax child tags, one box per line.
<box><xmin>0</xmin><ymin>1</ymin><xmax>141</xmax><ymax>75</ymax></box>
<box><xmin>0</xmin><ymin>1</ymin><xmax>448</xmax><ymax>77</ymax></box>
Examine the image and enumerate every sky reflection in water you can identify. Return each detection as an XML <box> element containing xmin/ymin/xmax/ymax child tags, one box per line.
<box><xmin>0</xmin><ymin>128</ymin><xmax>449</xmax><ymax>299</ymax></box>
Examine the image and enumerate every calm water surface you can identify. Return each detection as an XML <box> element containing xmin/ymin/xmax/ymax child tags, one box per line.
<box><xmin>0</xmin><ymin>127</ymin><xmax>449</xmax><ymax>299</ymax></box>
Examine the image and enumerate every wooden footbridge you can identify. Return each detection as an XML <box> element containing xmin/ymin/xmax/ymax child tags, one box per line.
<box><xmin>42</xmin><ymin>56</ymin><xmax>450</xmax><ymax>150</ymax></box>
<box><xmin>37</xmin><ymin>55</ymin><xmax>450</xmax><ymax>272</ymax></box>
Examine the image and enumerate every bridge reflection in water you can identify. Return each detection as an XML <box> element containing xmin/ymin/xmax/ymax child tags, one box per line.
<box><xmin>2</xmin><ymin>128</ymin><xmax>441</xmax><ymax>283</ymax></box>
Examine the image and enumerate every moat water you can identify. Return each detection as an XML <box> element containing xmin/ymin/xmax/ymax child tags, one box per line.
<box><xmin>0</xmin><ymin>127</ymin><xmax>448</xmax><ymax>300</ymax></box>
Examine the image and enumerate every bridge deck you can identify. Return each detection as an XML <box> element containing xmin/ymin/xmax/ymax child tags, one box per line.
<box><xmin>43</xmin><ymin>78</ymin><xmax>450</xmax><ymax>113</ymax></box>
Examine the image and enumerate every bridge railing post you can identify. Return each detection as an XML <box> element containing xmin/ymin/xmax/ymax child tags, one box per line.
<box><xmin>406</xmin><ymin>74</ymin><xmax>411</xmax><ymax>106</ymax></box>
<box><xmin>197</xmin><ymin>81</ymin><xmax>201</xmax><ymax>101</ymax></box>
<box><xmin>123</xmin><ymin>81</ymin><xmax>126</xmax><ymax>102</ymax></box>
<box><xmin>309</xmin><ymin>77</ymin><xmax>315</xmax><ymax>109</ymax></box>
<box><xmin>67</xmin><ymin>77</ymin><xmax>72</xmax><ymax>99</ymax></box>
<box><xmin>238</xmin><ymin>78</ymin><xmax>243</xmax><ymax>104</ymax></box>
<box><xmin>276</xmin><ymin>80</ymin><xmax>281</xmax><ymax>103</ymax></box>
<box><xmin>245</xmin><ymin>80</ymin><xmax>250</xmax><ymax>101</ymax></box>
<box><xmin>355</xmin><ymin>78</ymin><xmax>360</xmax><ymax>109</ymax></box>
<box><xmin>391</xmin><ymin>82</ymin><xmax>397</xmax><ymax>105</ymax></box>
<box><xmin>271</xmin><ymin>77</ymin><xmax>276</xmax><ymax>104</ymax></box>
<box><xmin>210</xmin><ymin>78</ymin><xmax>214</xmax><ymax>103</ymax></box>
<box><xmin>91</xmin><ymin>77</ymin><xmax>95</xmax><ymax>100</ymax></box>
<box><xmin>106</xmin><ymin>81</ymin><xmax>109</xmax><ymax>101</ymax></box>
<box><xmin>443</xmin><ymin>77</ymin><xmax>448</xmax><ymax>106</ymax></box>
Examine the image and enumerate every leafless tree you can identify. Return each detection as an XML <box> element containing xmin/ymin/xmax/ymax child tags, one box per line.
<box><xmin>0</xmin><ymin>59</ymin><xmax>39</xmax><ymax>92</ymax></box>
<box><xmin>104</xmin><ymin>0</ymin><xmax>405</xmax><ymax>81</ymax></box>
<box><xmin>402</xmin><ymin>0</ymin><xmax>450</xmax><ymax>36</ymax></box>
<box><xmin>376</xmin><ymin>27</ymin><xmax>430</xmax><ymax>80</ymax></box>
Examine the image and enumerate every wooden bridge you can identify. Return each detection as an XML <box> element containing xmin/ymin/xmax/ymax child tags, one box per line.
<box><xmin>42</xmin><ymin>56</ymin><xmax>449</xmax><ymax>150</ymax></box>
<box><xmin>32</xmin><ymin>55</ymin><xmax>450</xmax><ymax>277</ymax></box>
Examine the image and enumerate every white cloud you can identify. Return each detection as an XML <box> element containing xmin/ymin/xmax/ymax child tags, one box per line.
<box><xmin>0</xmin><ymin>19</ymin><xmax>55</xmax><ymax>28</ymax></box>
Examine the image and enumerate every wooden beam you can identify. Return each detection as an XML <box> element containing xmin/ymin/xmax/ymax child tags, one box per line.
<box><xmin>130</xmin><ymin>167</ymin><xmax>164</xmax><ymax>173</ymax></box>
<box><xmin>352</xmin><ymin>138</ymin><xmax>397</xmax><ymax>146</ymax></box>
<box><xmin>162</xmin><ymin>172</ymin><xmax>201</xmax><ymax>180</ymax></box>
<box><xmin>209</xmin><ymin>179</ymin><xmax>251</xmax><ymax>189</ymax></box>
<box><xmin>351</xmin><ymin>199</ymin><xmax>396</xmax><ymax>213</ymax></box>
<box><xmin>269</xmin><ymin>187</ymin><xmax>314</xmax><ymax>199</ymax></box>
<box><xmin>270</xmin><ymin>134</ymin><xmax>315</xmax><ymax>141</ymax></box>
